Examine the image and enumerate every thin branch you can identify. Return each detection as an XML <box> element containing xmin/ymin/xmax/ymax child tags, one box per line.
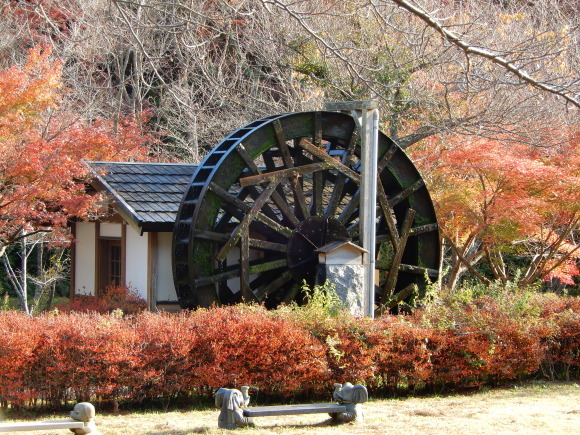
<box><xmin>389</xmin><ymin>0</ymin><xmax>580</xmax><ymax>109</ymax></box>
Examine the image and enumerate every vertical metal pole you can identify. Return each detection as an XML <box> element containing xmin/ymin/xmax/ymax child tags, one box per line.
<box><xmin>360</xmin><ymin>106</ymin><xmax>379</xmax><ymax>318</ymax></box>
<box><xmin>325</xmin><ymin>100</ymin><xmax>379</xmax><ymax>317</ymax></box>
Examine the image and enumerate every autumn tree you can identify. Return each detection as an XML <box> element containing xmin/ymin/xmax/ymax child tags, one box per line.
<box><xmin>412</xmin><ymin>133</ymin><xmax>579</xmax><ymax>291</ymax></box>
<box><xmin>0</xmin><ymin>46</ymin><xmax>151</xmax><ymax>313</ymax></box>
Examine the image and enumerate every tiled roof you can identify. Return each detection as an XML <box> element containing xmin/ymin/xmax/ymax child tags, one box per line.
<box><xmin>86</xmin><ymin>161</ymin><xmax>197</xmax><ymax>232</ymax></box>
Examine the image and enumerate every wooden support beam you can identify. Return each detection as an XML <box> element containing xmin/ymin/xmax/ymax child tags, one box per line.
<box><xmin>239</xmin><ymin>162</ymin><xmax>325</xmax><ymax>187</ymax></box>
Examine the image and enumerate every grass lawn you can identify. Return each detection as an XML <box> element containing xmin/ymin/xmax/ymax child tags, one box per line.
<box><xmin>1</xmin><ymin>381</ymin><xmax>578</xmax><ymax>434</ymax></box>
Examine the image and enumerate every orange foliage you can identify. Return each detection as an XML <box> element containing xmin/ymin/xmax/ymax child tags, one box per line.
<box><xmin>0</xmin><ymin>46</ymin><xmax>151</xmax><ymax>249</ymax></box>
<box><xmin>413</xmin><ymin>132</ymin><xmax>579</xmax><ymax>285</ymax></box>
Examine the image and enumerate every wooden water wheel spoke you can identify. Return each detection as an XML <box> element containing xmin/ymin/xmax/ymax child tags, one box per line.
<box><xmin>310</xmin><ymin>170</ymin><xmax>324</xmax><ymax>216</ymax></box>
<box><xmin>240</xmin><ymin>163</ymin><xmax>326</xmax><ymax>187</ymax></box>
<box><xmin>383</xmin><ymin>283</ymin><xmax>417</xmax><ymax>310</ymax></box>
<box><xmin>298</xmin><ymin>138</ymin><xmax>361</xmax><ymax>185</ymax></box>
<box><xmin>243</xmin><ymin>185</ymin><xmax>281</xmax><ymax>223</ymax></box>
<box><xmin>325</xmin><ymin>171</ymin><xmax>347</xmax><ymax>217</ymax></box>
<box><xmin>195</xmin><ymin>267</ymin><xmax>241</xmax><ymax>287</ymax></box>
<box><xmin>246</xmin><ymin>239</ymin><xmax>287</xmax><ymax>253</ymax></box>
<box><xmin>261</xmin><ymin>151</ymin><xmax>289</xmax><ymax>207</ymax></box>
<box><xmin>378</xmin><ymin>142</ymin><xmax>398</xmax><ymax>171</ymax></box>
<box><xmin>380</xmin><ymin>208</ymin><xmax>416</xmax><ymax>305</ymax></box>
<box><xmin>337</xmin><ymin>190</ymin><xmax>360</xmax><ymax>225</ymax></box>
<box><xmin>409</xmin><ymin>223</ymin><xmax>439</xmax><ymax>236</ymax></box>
<box><xmin>209</xmin><ymin>182</ymin><xmax>292</xmax><ymax>238</ymax></box>
<box><xmin>193</xmin><ymin>230</ymin><xmax>286</xmax><ymax>252</ymax></box>
<box><xmin>344</xmin><ymin>127</ymin><xmax>360</xmax><ymax>162</ymax></box>
<box><xmin>269</xmin><ymin>190</ymin><xmax>301</xmax><ymax>227</ymax></box>
<box><xmin>174</xmin><ymin>111</ymin><xmax>440</xmax><ymax>309</ymax></box>
<box><xmin>254</xmin><ymin>271</ymin><xmax>293</xmax><ymax>299</ymax></box>
<box><xmin>273</xmin><ymin>120</ymin><xmax>294</xmax><ymax>163</ymax></box>
<box><xmin>236</xmin><ymin>143</ymin><xmax>295</xmax><ymax>225</ymax></box>
<box><xmin>248</xmin><ymin>259</ymin><xmax>288</xmax><ymax>274</ymax></box>
<box><xmin>240</xmin><ymin>232</ymin><xmax>253</xmax><ymax>301</ymax></box>
<box><xmin>241</xmin><ymin>176</ymin><xmax>300</xmax><ymax>227</ymax></box>
<box><xmin>346</xmin><ymin>221</ymin><xmax>361</xmax><ymax>235</ymax></box>
<box><xmin>240</xmin><ymin>163</ymin><xmax>328</xmax><ymax>227</ymax></box>
<box><xmin>291</xmin><ymin>174</ymin><xmax>310</xmax><ymax>220</ymax></box>
<box><xmin>273</xmin><ymin>120</ymin><xmax>310</xmax><ymax>219</ymax></box>
<box><xmin>398</xmin><ymin>264</ymin><xmax>439</xmax><ymax>278</ymax></box>
<box><xmin>377</xmin><ymin>178</ymin><xmax>401</xmax><ymax>249</ymax></box>
<box><xmin>216</xmin><ymin>180</ymin><xmax>281</xmax><ymax>262</ymax></box>
<box><xmin>388</xmin><ymin>179</ymin><xmax>425</xmax><ymax>207</ymax></box>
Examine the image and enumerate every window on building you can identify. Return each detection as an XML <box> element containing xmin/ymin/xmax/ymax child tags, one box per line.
<box><xmin>99</xmin><ymin>238</ymin><xmax>123</xmax><ymax>291</ymax></box>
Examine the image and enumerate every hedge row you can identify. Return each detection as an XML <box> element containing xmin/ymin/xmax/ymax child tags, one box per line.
<box><xmin>0</xmin><ymin>293</ymin><xmax>578</xmax><ymax>409</ymax></box>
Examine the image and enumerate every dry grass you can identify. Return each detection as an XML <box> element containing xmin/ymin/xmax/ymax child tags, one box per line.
<box><xmin>3</xmin><ymin>381</ymin><xmax>578</xmax><ymax>434</ymax></box>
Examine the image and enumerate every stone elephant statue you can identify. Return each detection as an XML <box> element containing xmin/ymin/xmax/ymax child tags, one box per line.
<box><xmin>215</xmin><ymin>386</ymin><xmax>254</xmax><ymax>429</ymax></box>
<box><xmin>331</xmin><ymin>382</ymin><xmax>368</xmax><ymax>422</ymax></box>
<box><xmin>69</xmin><ymin>402</ymin><xmax>99</xmax><ymax>434</ymax></box>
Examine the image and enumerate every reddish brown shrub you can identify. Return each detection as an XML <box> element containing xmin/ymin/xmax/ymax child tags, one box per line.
<box><xmin>0</xmin><ymin>312</ymin><xmax>42</xmax><ymax>406</ymax></box>
<box><xmin>0</xmin><ymin>294</ymin><xmax>577</xmax><ymax>410</ymax></box>
<box><xmin>27</xmin><ymin>313</ymin><xmax>144</xmax><ymax>408</ymax></box>
<box><xmin>416</xmin><ymin>297</ymin><xmax>545</xmax><ymax>387</ymax></box>
<box><xmin>367</xmin><ymin>315</ymin><xmax>433</xmax><ymax>390</ymax></box>
<box><xmin>134</xmin><ymin>311</ymin><xmax>202</xmax><ymax>400</ymax></box>
<box><xmin>531</xmin><ymin>294</ymin><xmax>580</xmax><ymax>379</ymax></box>
<box><xmin>57</xmin><ymin>284</ymin><xmax>147</xmax><ymax>315</ymax></box>
<box><xmin>187</xmin><ymin>305</ymin><xmax>330</xmax><ymax>397</ymax></box>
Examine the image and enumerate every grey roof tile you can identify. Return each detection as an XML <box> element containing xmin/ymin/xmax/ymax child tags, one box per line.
<box><xmin>87</xmin><ymin>161</ymin><xmax>198</xmax><ymax>229</ymax></box>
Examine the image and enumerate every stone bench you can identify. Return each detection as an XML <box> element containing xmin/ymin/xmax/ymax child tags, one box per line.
<box><xmin>0</xmin><ymin>402</ymin><xmax>98</xmax><ymax>434</ymax></box>
<box><xmin>243</xmin><ymin>402</ymin><xmax>347</xmax><ymax>417</ymax></box>
<box><xmin>216</xmin><ymin>383</ymin><xmax>368</xmax><ymax>429</ymax></box>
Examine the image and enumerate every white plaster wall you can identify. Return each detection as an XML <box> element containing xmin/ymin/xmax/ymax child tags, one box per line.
<box><xmin>156</xmin><ymin>232</ymin><xmax>178</xmax><ymax>302</ymax></box>
<box><xmin>225</xmin><ymin>247</ymin><xmax>259</xmax><ymax>294</ymax></box>
<box><xmin>125</xmin><ymin>226</ymin><xmax>149</xmax><ymax>300</ymax></box>
<box><xmin>74</xmin><ymin>222</ymin><xmax>96</xmax><ymax>296</ymax></box>
<box><xmin>100</xmin><ymin>223</ymin><xmax>122</xmax><ymax>238</ymax></box>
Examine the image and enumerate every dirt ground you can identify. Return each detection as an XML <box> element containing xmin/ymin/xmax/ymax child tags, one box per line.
<box><xmin>2</xmin><ymin>381</ymin><xmax>578</xmax><ymax>434</ymax></box>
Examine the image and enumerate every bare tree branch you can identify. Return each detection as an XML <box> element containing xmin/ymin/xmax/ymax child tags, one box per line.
<box><xmin>390</xmin><ymin>0</ymin><xmax>580</xmax><ymax>109</ymax></box>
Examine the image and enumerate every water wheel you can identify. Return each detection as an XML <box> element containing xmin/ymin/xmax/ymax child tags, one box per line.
<box><xmin>173</xmin><ymin>111</ymin><xmax>440</xmax><ymax>313</ymax></box>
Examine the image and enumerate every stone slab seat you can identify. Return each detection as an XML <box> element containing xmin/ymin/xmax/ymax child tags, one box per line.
<box><xmin>0</xmin><ymin>420</ymin><xmax>86</xmax><ymax>432</ymax></box>
<box><xmin>0</xmin><ymin>402</ymin><xmax>97</xmax><ymax>434</ymax></box>
<box><xmin>243</xmin><ymin>403</ymin><xmax>347</xmax><ymax>417</ymax></box>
